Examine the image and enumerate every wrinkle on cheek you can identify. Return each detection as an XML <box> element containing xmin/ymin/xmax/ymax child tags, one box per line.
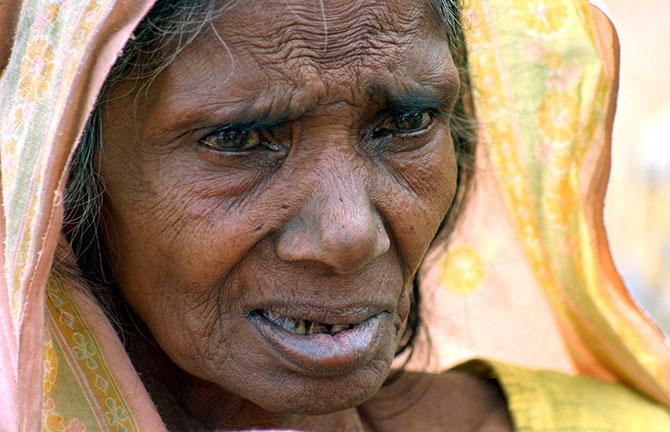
<box><xmin>387</xmin><ymin>156</ymin><xmax>455</xmax><ymax>206</ymax></box>
<box><xmin>115</xmin><ymin>163</ymin><xmax>259</xmax><ymax>244</ymax></box>
<box><xmin>382</xmin><ymin>130</ymin><xmax>457</xmax><ymax>203</ymax></box>
<box><xmin>368</xmin><ymin>150</ymin><xmax>456</xmax><ymax>278</ymax></box>
<box><xmin>150</xmin><ymin>272</ymin><xmax>248</xmax><ymax>380</ymax></box>
<box><xmin>392</xmin><ymin>281</ymin><xmax>412</xmax><ymax>347</ymax></box>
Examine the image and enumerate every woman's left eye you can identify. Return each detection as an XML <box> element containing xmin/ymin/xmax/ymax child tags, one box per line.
<box><xmin>374</xmin><ymin>109</ymin><xmax>436</xmax><ymax>138</ymax></box>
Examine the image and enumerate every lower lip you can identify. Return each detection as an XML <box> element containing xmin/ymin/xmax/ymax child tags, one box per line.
<box><xmin>250</xmin><ymin>312</ymin><xmax>389</xmax><ymax>377</ymax></box>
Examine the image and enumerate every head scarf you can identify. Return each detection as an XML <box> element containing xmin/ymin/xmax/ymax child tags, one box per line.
<box><xmin>0</xmin><ymin>0</ymin><xmax>668</xmax><ymax>430</ymax></box>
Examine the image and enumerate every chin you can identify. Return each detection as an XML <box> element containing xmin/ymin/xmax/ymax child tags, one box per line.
<box><xmin>247</xmin><ymin>359</ymin><xmax>392</xmax><ymax>415</ymax></box>
<box><xmin>150</xmin><ymin>297</ymin><xmax>404</xmax><ymax>418</ymax></box>
<box><xmin>178</xmin><ymin>305</ymin><xmax>399</xmax><ymax>413</ymax></box>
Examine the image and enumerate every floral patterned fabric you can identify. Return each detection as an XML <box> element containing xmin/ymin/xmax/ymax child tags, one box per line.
<box><xmin>0</xmin><ymin>0</ymin><xmax>668</xmax><ymax>431</ymax></box>
<box><xmin>0</xmin><ymin>1</ymin><xmax>161</xmax><ymax>430</ymax></box>
<box><xmin>42</xmin><ymin>273</ymin><xmax>144</xmax><ymax>432</ymax></box>
<box><xmin>418</xmin><ymin>0</ymin><xmax>670</xmax><ymax>408</ymax></box>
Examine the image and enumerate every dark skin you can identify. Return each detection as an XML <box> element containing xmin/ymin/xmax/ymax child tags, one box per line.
<box><xmin>100</xmin><ymin>0</ymin><xmax>512</xmax><ymax>430</ymax></box>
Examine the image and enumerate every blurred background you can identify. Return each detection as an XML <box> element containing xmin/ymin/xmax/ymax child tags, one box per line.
<box><xmin>603</xmin><ymin>0</ymin><xmax>670</xmax><ymax>331</ymax></box>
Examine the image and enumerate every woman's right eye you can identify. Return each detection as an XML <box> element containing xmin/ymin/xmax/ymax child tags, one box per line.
<box><xmin>198</xmin><ymin>127</ymin><xmax>273</xmax><ymax>153</ymax></box>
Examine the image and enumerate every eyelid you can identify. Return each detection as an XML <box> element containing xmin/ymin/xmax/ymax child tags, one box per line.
<box><xmin>208</xmin><ymin>122</ymin><xmax>257</xmax><ymax>134</ymax></box>
<box><xmin>372</xmin><ymin>107</ymin><xmax>442</xmax><ymax>138</ymax></box>
<box><xmin>198</xmin><ymin>116</ymin><xmax>293</xmax><ymax>139</ymax></box>
<box><xmin>196</xmin><ymin>122</ymin><xmax>287</xmax><ymax>157</ymax></box>
<box><xmin>196</xmin><ymin>123</ymin><xmax>263</xmax><ymax>144</ymax></box>
<box><xmin>397</xmin><ymin>104</ymin><xmax>447</xmax><ymax>118</ymax></box>
<box><xmin>385</xmin><ymin>105</ymin><xmax>445</xmax><ymax>121</ymax></box>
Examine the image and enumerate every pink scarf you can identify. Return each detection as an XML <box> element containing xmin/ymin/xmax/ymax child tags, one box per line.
<box><xmin>1</xmin><ymin>1</ymin><xmax>668</xmax><ymax>430</ymax></box>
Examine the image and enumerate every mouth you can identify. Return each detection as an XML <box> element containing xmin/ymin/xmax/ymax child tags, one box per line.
<box><xmin>250</xmin><ymin>309</ymin><xmax>356</xmax><ymax>336</ymax></box>
<box><xmin>249</xmin><ymin>308</ymin><xmax>391</xmax><ymax>377</ymax></box>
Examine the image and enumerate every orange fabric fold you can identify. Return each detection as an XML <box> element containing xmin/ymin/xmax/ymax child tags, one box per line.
<box><xmin>0</xmin><ymin>0</ymin><xmax>669</xmax><ymax>430</ymax></box>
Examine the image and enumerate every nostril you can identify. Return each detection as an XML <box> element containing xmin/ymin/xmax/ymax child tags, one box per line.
<box><xmin>317</xmin><ymin>223</ymin><xmax>387</xmax><ymax>272</ymax></box>
<box><xmin>276</xmin><ymin>188</ymin><xmax>390</xmax><ymax>273</ymax></box>
<box><xmin>277</xmin><ymin>218</ymin><xmax>390</xmax><ymax>274</ymax></box>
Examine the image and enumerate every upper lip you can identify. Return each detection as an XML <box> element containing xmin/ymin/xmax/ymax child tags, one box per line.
<box><xmin>246</xmin><ymin>302</ymin><xmax>391</xmax><ymax>325</ymax></box>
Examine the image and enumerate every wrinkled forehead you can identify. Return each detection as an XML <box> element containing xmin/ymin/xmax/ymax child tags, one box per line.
<box><xmin>219</xmin><ymin>0</ymin><xmax>433</xmax><ymax>70</ymax></box>
<box><xmin>179</xmin><ymin>0</ymin><xmax>446</xmax><ymax>82</ymax></box>
<box><xmin>139</xmin><ymin>0</ymin><xmax>455</xmax><ymax>129</ymax></box>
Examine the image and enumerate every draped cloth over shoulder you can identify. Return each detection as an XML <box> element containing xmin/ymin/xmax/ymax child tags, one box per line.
<box><xmin>0</xmin><ymin>0</ymin><xmax>668</xmax><ymax>430</ymax></box>
<box><xmin>419</xmin><ymin>0</ymin><xmax>670</xmax><ymax>407</ymax></box>
<box><xmin>0</xmin><ymin>2</ymin><xmax>161</xmax><ymax>430</ymax></box>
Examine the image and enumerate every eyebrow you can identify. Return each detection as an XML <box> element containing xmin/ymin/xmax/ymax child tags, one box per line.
<box><xmin>146</xmin><ymin>90</ymin><xmax>317</xmax><ymax>142</ymax></box>
<box><xmin>376</xmin><ymin>87</ymin><xmax>453</xmax><ymax>113</ymax></box>
<box><xmin>147</xmin><ymin>75</ymin><xmax>459</xmax><ymax>143</ymax></box>
<box><xmin>224</xmin><ymin>82</ymin><xmax>457</xmax><ymax>128</ymax></box>
<box><xmin>218</xmin><ymin>97</ymin><xmax>305</xmax><ymax>129</ymax></box>
<box><xmin>369</xmin><ymin>70</ymin><xmax>461</xmax><ymax>114</ymax></box>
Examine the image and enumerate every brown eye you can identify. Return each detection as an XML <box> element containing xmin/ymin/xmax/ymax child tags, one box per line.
<box><xmin>199</xmin><ymin>128</ymin><xmax>264</xmax><ymax>152</ymax></box>
<box><xmin>373</xmin><ymin>109</ymin><xmax>435</xmax><ymax>138</ymax></box>
<box><xmin>393</xmin><ymin>111</ymin><xmax>433</xmax><ymax>132</ymax></box>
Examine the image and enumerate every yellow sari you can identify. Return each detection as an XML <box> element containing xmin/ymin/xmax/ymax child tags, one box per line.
<box><xmin>0</xmin><ymin>0</ymin><xmax>668</xmax><ymax>430</ymax></box>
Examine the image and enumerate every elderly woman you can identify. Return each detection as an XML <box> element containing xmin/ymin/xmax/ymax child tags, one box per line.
<box><xmin>64</xmin><ymin>1</ymin><xmax>500</xmax><ymax>428</ymax></box>
<box><xmin>1</xmin><ymin>0</ymin><xmax>670</xmax><ymax>431</ymax></box>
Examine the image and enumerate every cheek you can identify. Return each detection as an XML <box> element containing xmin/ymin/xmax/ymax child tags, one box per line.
<box><xmin>100</xmin><ymin>150</ymin><xmax>273</xmax><ymax>341</ymax></box>
<box><xmin>100</xmin><ymin>165</ymin><xmax>285</xmax><ymax>386</ymax></box>
<box><xmin>375</xmin><ymin>133</ymin><xmax>458</xmax><ymax>273</ymax></box>
<box><xmin>102</xmin><ymin>146</ymin><xmax>269</xmax><ymax>279</ymax></box>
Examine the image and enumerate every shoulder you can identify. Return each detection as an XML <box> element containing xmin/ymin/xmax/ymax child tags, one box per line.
<box><xmin>456</xmin><ymin>359</ymin><xmax>670</xmax><ymax>432</ymax></box>
<box><xmin>359</xmin><ymin>370</ymin><xmax>512</xmax><ymax>432</ymax></box>
<box><xmin>360</xmin><ymin>360</ymin><xmax>670</xmax><ymax>431</ymax></box>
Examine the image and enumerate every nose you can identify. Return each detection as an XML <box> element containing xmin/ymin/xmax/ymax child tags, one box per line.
<box><xmin>276</xmin><ymin>171</ymin><xmax>391</xmax><ymax>274</ymax></box>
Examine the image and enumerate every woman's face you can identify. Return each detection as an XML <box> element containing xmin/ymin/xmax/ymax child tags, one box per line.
<box><xmin>101</xmin><ymin>0</ymin><xmax>459</xmax><ymax>415</ymax></box>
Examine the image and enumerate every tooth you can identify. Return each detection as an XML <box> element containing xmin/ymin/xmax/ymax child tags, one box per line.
<box><xmin>331</xmin><ymin>324</ymin><xmax>349</xmax><ymax>334</ymax></box>
<box><xmin>309</xmin><ymin>323</ymin><xmax>329</xmax><ymax>335</ymax></box>
<box><xmin>294</xmin><ymin>319</ymin><xmax>307</xmax><ymax>335</ymax></box>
